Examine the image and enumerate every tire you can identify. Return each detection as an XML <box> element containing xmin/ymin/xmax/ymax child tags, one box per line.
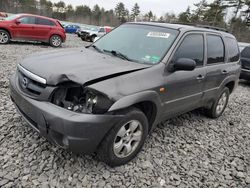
<box><xmin>204</xmin><ymin>87</ymin><xmax>230</xmax><ymax>118</ymax></box>
<box><xmin>90</xmin><ymin>35</ymin><xmax>96</xmax><ymax>42</ymax></box>
<box><xmin>0</xmin><ymin>29</ymin><xmax>10</xmax><ymax>44</ymax></box>
<box><xmin>97</xmin><ymin>107</ymin><xmax>148</xmax><ymax>167</ymax></box>
<box><xmin>49</xmin><ymin>35</ymin><xmax>62</xmax><ymax>47</ymax></box>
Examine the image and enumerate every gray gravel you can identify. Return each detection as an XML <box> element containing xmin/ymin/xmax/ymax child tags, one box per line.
<box><xmin>0</xmin><ymin>34</ymin><xmax>250</xmax><ymax>187</ymax></box>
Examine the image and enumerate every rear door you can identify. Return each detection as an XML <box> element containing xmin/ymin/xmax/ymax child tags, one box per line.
<box><xmin>162</xmin><ymin>33</ymin><xmax>207</xmax><ymax>117</ymax></box>
<box><xmin>12</xmin><ymin>16</ymin><xmax>36</xmax><ymax>40</ymax></box>
<box><xmin>203</xmin><ymin>34</ymin><xmax>230</xmax><ymax>101</ymax></box>
<box><xmin>34</xmin><ymin>17</ymin><xmax>56</xmax><ymax>41</ymax></box>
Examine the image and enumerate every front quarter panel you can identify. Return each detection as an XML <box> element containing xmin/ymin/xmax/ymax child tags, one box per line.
<box><xmin>88</xmin><ymin>63</ymin><xmax>166</xmax><ymax>117</ymax></box>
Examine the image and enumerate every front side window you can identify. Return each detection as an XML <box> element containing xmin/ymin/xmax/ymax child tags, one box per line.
<box><xmin>94</xmin><ymin>24</ymin><xmax>179</xmax><ymax>64</ymax></box>
<box><xmin>172</xmin><ymin>34</ymin><xmax>204</xmax><ymax>67</ymax></box>
<box><xmin>36</xmin><ymin>18</ymin><xmax>55</xmax><ymax>26</ymax></box>
<box><xmin>19</xmin><ymin>16</ymin><xmax>36</xmax><ymax>24</ymax></box>
<box><xmin>225</xmin><ymin>37</ymin><xmax>240</xmax><ymax>62</ymax></box>
<box><xmin>207</xmin><ymin>35</ymin><xmax>225</xmax><ymax>64</ymax></box>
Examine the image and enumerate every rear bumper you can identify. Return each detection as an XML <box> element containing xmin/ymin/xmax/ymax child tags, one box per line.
<box><xmin>9</xmin><ymin>74</ymin><xmax>123</xmax><ymax>154</ymax></box>
<box><xmin>240</xmin><ymin>69</ymin><xmax>250</xmax><ymax>80</ymax></box>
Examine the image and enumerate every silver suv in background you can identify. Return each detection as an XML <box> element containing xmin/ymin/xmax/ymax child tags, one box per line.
<box><xmin>80</xmin><ymin>26</ymin><xmax>112</xmax><ymax>42</ymax></box>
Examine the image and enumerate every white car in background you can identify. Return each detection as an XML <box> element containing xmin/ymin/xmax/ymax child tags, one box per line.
<box><xmin>80</xmin><ymin>26</ymin><xmax>113</xmax><ymax>42</ymax></box>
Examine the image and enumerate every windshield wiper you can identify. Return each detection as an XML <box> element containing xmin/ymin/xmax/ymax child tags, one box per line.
<box><xmin>103</xmin><ymin>49</ymin><xmax>132</xmax><ymax>62</ymax></box>
<box><xmin>86</xmin><ymin>45</ymin><xmax>103</xmax><ymax>53</ymax></box>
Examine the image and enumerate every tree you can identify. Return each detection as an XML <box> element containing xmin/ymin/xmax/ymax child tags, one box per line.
<box><xmin>130</xmin><ymin>3</ymin><xmax>140</xmax><ymax>21</ymax></box>
<box><xmin>191</xmin><ymin>0</ymin><xmax>208</xmax><ymax>23</ymax></box>
<box><xmin>92</xmin><ymin>4</ymin><xmax>102</xmax><ymax>25</ymax></box>
<box><xmin>203</xmin><ymin>0</ymin><xmax>227</xmax><ymax>26</ymax></box>
<box><xmin>115</xmin><ymin>2</ymin><xmax>127</xmax><ymax>23</ymax></box>
<box><xmin>178</xmin><ymin>6</ymin><xmax>191</xmax><ymax>23</ymax></box>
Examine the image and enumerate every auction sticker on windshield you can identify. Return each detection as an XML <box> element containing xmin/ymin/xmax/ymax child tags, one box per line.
<box><xmin>147</xmin><ymin>32</ymin><xmax>170</xmax><ymax>38</ymax></box>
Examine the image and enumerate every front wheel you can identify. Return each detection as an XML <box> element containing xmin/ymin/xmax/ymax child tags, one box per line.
<box><xmin>204</xmin><ymin>87</ymin><xmax>230</xmax><ymax>118</ymax></box>
<box><xmin>97</xmin><ymin>108</ymin><xmax>148</xmax><ymax>167</ymax></box>
<box><xmin>49</xmin><ymin>35</ymin><xmax>62</xmax><ymax>47</ymax></box>
<box><xmin>90</xmin><ymin>35</ymin><xmax>96</xmax><ymax>42</ymax></box>
<box><xmin>0</xmin><ymin>29</ymin><xmax>10</xmax><ymax>44</ymax></box>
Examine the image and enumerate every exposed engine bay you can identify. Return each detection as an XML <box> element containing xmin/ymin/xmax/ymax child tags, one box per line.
<box><xmin>51</xmin><ymin>84</ymin><xmax>113</xmax><ymax>114</ymax></box>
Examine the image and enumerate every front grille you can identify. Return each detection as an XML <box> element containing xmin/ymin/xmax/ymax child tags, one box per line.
<box><xmin>18</xmin><ymin>71</ymin><xmax>46</xmax><ymax>96</ymax></box>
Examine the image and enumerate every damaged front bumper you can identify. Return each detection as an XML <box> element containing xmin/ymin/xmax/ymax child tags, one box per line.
<box><xmin>9</xmin><ymin>74</ymin><xmax>124</xmax><ymax>154</ymax></box>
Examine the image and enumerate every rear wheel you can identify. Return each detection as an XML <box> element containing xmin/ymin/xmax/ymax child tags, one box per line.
<box><xmin>49</xmin><ymin>35</ymin><xmax>62</xmax><ymax>47</ymax></box>
<box><xmin>204</xmin><ymin>87</ymin><xmax>230</xmax><ymax>118</ymax></box>
<box><xmin>0</xmin><ymin>30</ymin><xmax>10</xmax><ymax>44</ymax></box>
<box><xmin>97</xmin><ymin>108</ymin><xmax>148</xmax><ymax>167</ymax></box>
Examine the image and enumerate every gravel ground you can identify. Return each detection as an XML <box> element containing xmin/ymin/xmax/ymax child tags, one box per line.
<box><xmin>0</xmin><ymin>34</ymin><xmax>250</xmax><ymax>188</ymax></box>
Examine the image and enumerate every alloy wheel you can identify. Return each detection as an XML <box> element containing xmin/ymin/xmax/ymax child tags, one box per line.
<box><xmin>0</xmin><ymin>31</ymin><xmax>9</xmax><ymax>44</ymax></box>
<box><xmin>113</xmin><ymin>120</ymin><xmax>143</xmax><ymax>158</ymax></box>
<box><xmin>216</xmin><ymin>92</ymin><xmax>227</xmax><ymax>115</ymax></box>
<box><xmin>51</xmin><ymin>36</ymin><xmax>62</xmax><ymax>47</ymax></box>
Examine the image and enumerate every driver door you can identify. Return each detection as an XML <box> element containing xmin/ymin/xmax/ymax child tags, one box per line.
<box><xmin>12</xmin><ymin>16</ymin><xmax>36</xmax><ymax>40</ymax></box>
<box><xmin>162</xmin><ymin>33</ymin><xmax>207</xmax><ymax>118</ymax></box>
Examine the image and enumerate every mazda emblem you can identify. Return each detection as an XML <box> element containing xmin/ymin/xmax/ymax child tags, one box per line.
<box><xmin>22</xmin><ymin>77</ymin><xmax>28</xmax><ymax>88</ymax></box>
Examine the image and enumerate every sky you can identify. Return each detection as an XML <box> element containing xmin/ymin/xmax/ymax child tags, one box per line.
<box><xmin>50</xmin><ymin>0</ymin><xmax>213</xmax><ymax>17</ymax></box>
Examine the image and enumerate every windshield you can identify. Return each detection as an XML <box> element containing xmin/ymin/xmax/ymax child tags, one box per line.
<box><xmin>4</xmin><ymin>14</ymin><xmax>21</xmax><ymax>21</ymax></box>
<box><xmin>94</xmin><ymin>24</ymin><xmax>179</xmax><ymax>64</ymax></box>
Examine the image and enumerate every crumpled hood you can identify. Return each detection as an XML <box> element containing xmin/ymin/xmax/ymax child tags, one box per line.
<box><xmin>20</xmin><ymin>47</ymin><xmax>150</xmax><ymax>86</ymax></box>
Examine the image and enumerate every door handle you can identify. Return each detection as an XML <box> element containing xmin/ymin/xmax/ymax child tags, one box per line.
<box><xmin>196</xmin><ymin>75</ymin><xmax>205</xmax><ymax>80</ymax></box>
<box><xmin>222</xmin><ymin>70</ymin><xmax>228</xmax><ymax>75</ymax></box>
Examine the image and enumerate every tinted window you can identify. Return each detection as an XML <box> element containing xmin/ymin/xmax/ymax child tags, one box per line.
<box><xmin>241</xmin><ymin>46</ymin><xmax>250</xmax><ymax>59</ymax></box>
<box><xmin>173</xmin><ymin>34</ymin><xmax>204</xmax><ymax>66</ymax></box>
<box><xmin>19</xmin><ymin>16</ymin><xmax>36</xmax><ymax>24</ymax></box>
<box><xmin>207</xmin><ymin>35</ymin><xmax>225</xmax><ymax>64</ymax></box>
<box><xmin>225</xmin><ymin>37</ymin><xmax>240</xmax><ymax>62</ymax></box>
<box><xmin>36</xmin><ymin>18</ymin><xmax>55</xmax><ymax>26</ymax></box>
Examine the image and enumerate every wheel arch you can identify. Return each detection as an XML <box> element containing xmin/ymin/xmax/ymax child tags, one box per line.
<box><xmin>108</xmin><ymin>91</ymin><xmax>162</xmax><ymax>132</ymax></box>
<box><xmin>0</xmin><ymin>28</ymin><xmax>11</xmax><ymax>38</ymax></box>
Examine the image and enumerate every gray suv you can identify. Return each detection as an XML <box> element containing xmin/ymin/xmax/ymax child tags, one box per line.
<box><xmin>10</xmin><ymin>23</ymin><xmax>241</xmax><ymax>166</ymax></box>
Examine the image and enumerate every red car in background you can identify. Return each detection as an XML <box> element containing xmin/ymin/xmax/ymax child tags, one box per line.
<box><xmin>0</xmin><ymin>14</ymin><xmax>66</xmax><ymax>47</ymax></box>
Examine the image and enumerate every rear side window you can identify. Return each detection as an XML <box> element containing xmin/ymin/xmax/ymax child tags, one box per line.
<box><xmin>19</xmin><ymin>16</ymin><xmax>36</xmax><ymax>24</ymax></box>
<box><xmin>173</xmin><ymin>34</ymin><xmax>204</xmax><ymax>66</ymax></box>
<box><xmin>36</xmin><ymin>18</ymin><xmax>55</xmax><ymax>26</ymax></box>
<box><xmin>206</xmin><ymin>35</ymin><xmax>225</xmax><ymax>64</ymax></box>
<box><xmin>241</xmin><ymin>46</ymin><xmax>250</xmax><ymax>59</ymax></box>
<box><xmin>225</xmin><ymin>37</ymin><xmax>240</xmax><ymax>62</ymax></box>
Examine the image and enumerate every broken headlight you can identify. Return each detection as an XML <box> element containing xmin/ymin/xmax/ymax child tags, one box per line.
<box><xmin>52</xmin><ymin>85</ymin><xmax>113</xmax><ymax>114</ymax></box>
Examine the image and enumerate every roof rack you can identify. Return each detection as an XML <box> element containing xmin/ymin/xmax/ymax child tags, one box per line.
<box><xmin>172</xmin><ymin>22</ymin><xmax>229</xmax><ymax>32</ymax></box>
<box><xmin>195</xmin><ymin>24</ymin><xmax>229</xmax><ymax>32</ymax></box>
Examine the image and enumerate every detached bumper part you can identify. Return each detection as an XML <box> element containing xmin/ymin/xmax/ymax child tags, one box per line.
<box><xmin>9</xmin><ymin>74</ymin><xmax>123</xmax><ymax>154</ymax></box>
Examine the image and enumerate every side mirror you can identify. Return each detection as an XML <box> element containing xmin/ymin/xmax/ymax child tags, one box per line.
<box><xmin>172</xmin><ymin>58</ymin><xmax>196</xmax><ymax>71</ymax></box>
<box><xmin>15</xmin><ymin>19</ymin><xmax>21</xmax><ymax>25</ymax></box>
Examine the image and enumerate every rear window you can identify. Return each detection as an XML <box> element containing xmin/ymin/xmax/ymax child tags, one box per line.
<box><xmin>207</xmin><ymin>35</ymin><xmax>225</xmax><ymax>64</ymax></box>
<box><xmin>241</xmin><ymin>46</ymin><xmax>250</xmax><ymax>59</ymax></box>
<box><xmin>36</xmin><ymin>18</ymin><xmax>55</xmax><ymax>26</ymax></box>
<box><xmin>225</xmin><ymin>37</ymin><xmax>240</xmax><ymax>62</ymax></box>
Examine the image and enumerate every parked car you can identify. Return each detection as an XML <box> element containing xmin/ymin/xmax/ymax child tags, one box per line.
<box><xmin>76</xmin><ymin>26</ymin><xmax>91</xmax><ymax>37</ymax></box>
<box><xmin>239</xmin><ymin>42</ymin><xmax>250</xmax><ymax>80</ymax></box>
<box><xmin>0</xmin><ymin>14</ymin><xmax>66</xmax><ymax>47</ymax></box>
<box><xmin>0</xmin><ymin>12</ymin><xmax>8</xmax><ymax>20</ymax></box>
<box><xmin>64</xmin><ymin>24</ymin><xmax>80</xmax><ymax>34</ymax></box>
<box><xmin>81</xmin><ymin>26</ymin><xmax>112</xmax><ymax>42</ymax></box>
<box><xmin>10</xmin><ymin>23</ymin><xmax>241</xmax><ymax>167</ymax></box>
